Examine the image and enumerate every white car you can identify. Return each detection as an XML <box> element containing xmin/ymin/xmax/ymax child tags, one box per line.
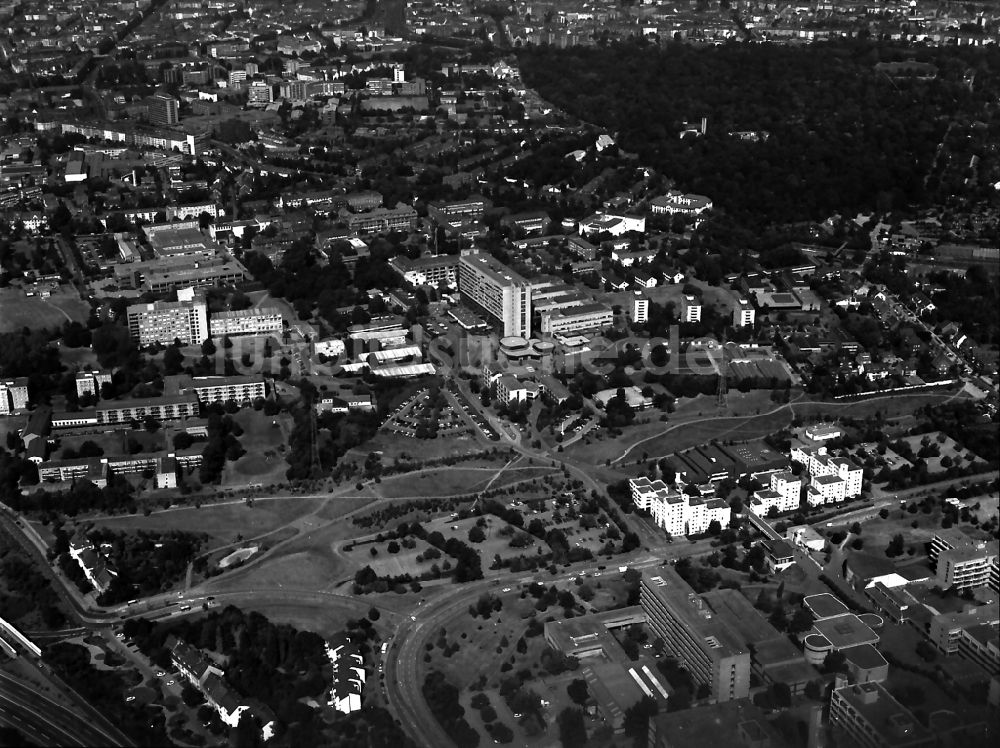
<box><xmin>156</xmin><ymin>671</ymin><xmax>165</xmax><ymax>677</ymax></box>
<box><xmin>126</xmin><ymin>695</ymin><xmax>136</xmax><ymax>702</ymax></box>
<box><xmin>502</xmin><ymin>587</ymin><xmax>511</xmax><ymax>593</ymax></box>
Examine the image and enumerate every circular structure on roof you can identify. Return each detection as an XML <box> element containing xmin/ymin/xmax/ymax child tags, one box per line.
<box><xmin>803</xmin><ymin>634</ymin><xmax>833</xmax><ymax>666</ymax></box>
<box><xmin>532</xmin><ymin>340</ymin><xmax>556</xmax><ymax>354</ymax></box>
<box><xmin>858</xmin><ymin>613</ymin><xmax>883</xmax><ymax>630</ymax></box>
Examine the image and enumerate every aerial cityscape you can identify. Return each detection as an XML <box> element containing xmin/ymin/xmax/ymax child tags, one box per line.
<box><xmin>0</xmin><ymin>0</ymin><xmax>998</xmax><ymax>747</ymax></box>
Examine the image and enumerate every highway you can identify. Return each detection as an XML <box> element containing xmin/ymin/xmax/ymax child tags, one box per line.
<box><xmin>0</xmin><ymin>669</ymin><xmax>131</xmax><ymax>747</ymax></box>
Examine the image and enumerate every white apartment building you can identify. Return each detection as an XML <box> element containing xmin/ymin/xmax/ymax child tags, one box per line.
<box><xmin>753</xmin><ymin>471</ymin><xmax>802</xmax><ymax>515</ymax></box>
<box><xmin>127</xmin><ymin>296</ymin><xmax>209</xmax><ymax>346</ymax></box>
<box><xmin>630</xmin><ymin>477</ymin><xmax>730</xmax><ymax>537</ymax></box>
<box><xmin>792</xmin><ymin>445</ymin><xmax>863</xmax><ymax>507</ymax></box>
<box><xmin>209</xmin><ymin>308</ymin><xmax>283</xmax><ymax>337</ymax></box>
<box><xmin>631</xmin><ymin>292</ymin><xmax>649</xmax><ymax>324</ymax></box>
<box><xmin>681</xmin><ymin>294</ymin><xmax>702</xmax><ymax>323</ymax></box>
<box><xmin>458</xmin><ymin>251</ymin><xmax>532</xmax><ymax>337</ymax></box>
<box><xmin>808</xmin><ymin>474</ymin><xmax>847</xmax><ymax>506</ymax></box>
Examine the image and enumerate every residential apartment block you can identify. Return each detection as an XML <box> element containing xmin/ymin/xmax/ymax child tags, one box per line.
<box><xmin>631</xmin><ymin>291</ymin><xmax>649</xmax><ymax>324</ymax></box>
<box><xmin>733</xmin><ymin>297</ymin><xmax>755</xmax><ymax>327</ymax></box>
<box><xmin>681</xmin><ymin>294</ymin><xmax>702</xmax><ymax>323</ymax></box>
<box><xmin>127</xmin><ymin>295</ymin><xmax>209</xmax><ymax>346</ymax></box>
<box><xmin>640</xmin><ymin>569</ymin><xmax>751</xmax><ymax>703</ymax></box>
<box><xmin>209</xmin><ymin>307</ymin><xmax>283</xmax><ymax>337</ymax></box>
<box><xmin>649</xmin><ymin>190</ymin><xmax>713</xmax><ymax>216</ymax></box>
<box><xmin>458</xmin><ymin>251</ymin><xmax>532</xmax><ymax>337</ymax></box>
<box><xmin>389</xmin><ymin>254</ymin><xmax>459</xmax><ymax>287</ymax></box>
<box><xmin>791</xmin><ymin>445</ymin><xmax>863</xmax><ymax>507</ymax></box>
<box><xmin>752</xmin><ymin>471</ymin><xmax>802</xmax><ymax>515</ymax></box>
<box><xmin>74</xmin><ymin>370</ymin><xmax>112</xmax><ymax>398</ymax></box>
<box><xmin>0</xmin><ymin>377</ymin><xmax>29</xmax><ymax>414</ymax></box>
<box><xmin>629</xmin><ymin>478</ymin><xmax>730</xmax><ymax>537</ymax></box>
<box><xmin>326</xmin><ymin>634</ymin><xmax>365</xmax><ymax>714</ymax></box>
<box><xmin>165</xmin><ymin>374</ymin><xmax>266</xmax><ymax>405</ymax></box>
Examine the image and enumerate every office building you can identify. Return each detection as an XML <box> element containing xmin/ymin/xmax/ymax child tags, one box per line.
<box><xmin>0</xmin><ymin>377</ymin><xmax>29</xmax><ymax>415</ymax></box>
<box><xmin>147</xmin><ymin>92</ymin><xmax>179</xmax><ymax>127</ymax></box>
<box><xmin>649</xmin><ymin>699</ymin><xmax>790</xmax><ymax>748</ymax></box>
<box><xmin>247</xmin><ymin>80</ymin><xmax>273</xmax><ymax>105</ymax></box>
<box><xmin>631</xmin><ymin>291</ymin><xmax>649</xmax><ymax>324</ymax></box>
<box><xmin>127</xmin><ymin>296</ymin><xmax>209</xmax><ymax>347</ymax></box>
<box><xmin>389</xmin><ymin>254</ymin><xmax>459</xmax><ymax>287</ymax></box>
<box><xmin>341</xmin><ymin>203</ymin><xmax>417</xmax><ymax>233</ymax></box>
<box><xmin>640</xmin><ymin>568</ymin><xmax>751</xmax><ymax>703</ymax></box>
<box><xmin>830</xmin><ymin>682</ymin><xmax>935</xmax><ymax>748</ymax></box>
<box><xmin>210</xmin><ymin>308</ymin><xmax>283</xmax><ymax>337</ymax></box>
<box><xmin>928</xmin><ymin>604</ymin><xmax>1000</xmax><ymax>659</ymax></box>
<box><xmin>733</xmin><ymin>297</ymin><xmax>755</xmax><ymax>328</ymax></box>
<box><xmin>681</xmin><ymin>295</ymin><xmax>702</xmax><ymax>323</ymax></box>
<box><xmin>929</xmin><ymin>529</ymin><xmax>999</xmax><ymax>591</ymax></box>
<box><xmin>458</xmin><ymin>251</ymin><xmax>532</xmax><ymax>337</ymax></box>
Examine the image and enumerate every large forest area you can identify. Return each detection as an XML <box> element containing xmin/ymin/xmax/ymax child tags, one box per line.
<box><xmin>518</xmin><ymin>41</ymin><xmax>1000</xmax><ymax>227</ymax></box>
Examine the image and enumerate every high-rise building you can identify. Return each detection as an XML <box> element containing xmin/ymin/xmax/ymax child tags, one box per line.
<box><xmin>148</xmin><ymin>92</ymin><xmax>179</xmax><ymax>127</ymax></box>
<box><xmin>458</xmin><ymin>251</ymin><xmax>532</xmax><ymax>337</ymax></box>
<box><xmin>681</xmin><ymin>294</ymin><xmax>702</xmax><ymax>323</ymax></box>
<box><xmin>209</xmin><ymin>308</ymin><xmax>283</xmax><ymax>337</ymax></box>
<box><xmin>127</xmin><ymin>296</ymin><xmax>209</xmax><ymax>347</ymax></box>
<box><xmin>0</xmin><ymin>378</ymin><xmax>29</xmax><ymax>415</ymax></box>
<box><xmin>631</xmin><ymin>291</ymin><xmax>649</xmax><ymax>324</ymax></box>
<box><xmin>733</xmin><ymin>297</ymin><xmax>755</xmax><ymax>327</ymax></box>
<box><xmin>640</xmin><ymin>568</ymin><xmax>751</xmax><ymax>703</ymax></box>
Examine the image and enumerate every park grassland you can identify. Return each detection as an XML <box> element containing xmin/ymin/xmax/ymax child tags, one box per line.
<box><xmin>0</xmin><ymin>286</ymin><xmax>90</xmax><ymax>333</ymax></box>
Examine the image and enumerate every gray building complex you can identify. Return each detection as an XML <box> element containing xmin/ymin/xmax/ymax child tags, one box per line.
<box><xmin>640</xmin><ymin>568</ymin><xmax>751</xmax><ymax>703</ymax></box>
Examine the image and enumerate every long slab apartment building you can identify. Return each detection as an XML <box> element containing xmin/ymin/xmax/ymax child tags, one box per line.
<box><xmin>457</xmin><ymin>250</ymin><xmax>532</xmax><ymax>337</ymax></box>
<box><xmin>127</xmin><ymin>296</ymin><xmax>283</xmax><ymax>346</ymax></box>
<box><xmin>51</xmin><ymin>375</ymin><xmax>267</xmax><ymax>429</ymax></box>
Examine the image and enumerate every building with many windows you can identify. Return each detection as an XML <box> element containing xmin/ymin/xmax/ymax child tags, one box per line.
<box><xmin>630</xmin><ymin>291</ymin><xmax>649</xmax><ymax>324</ymax></box>
<box><xmin>733</xmin><ymin>297</ymin><xmax>755</xmax><ymax>328</ymax></box>
<box><xmin>681</xmin><ymin>294</ymin><xmax>702</xmax><ymax>323</ymax></box>
<box><xmin>640</xmin><ymin>569</ymin><xmax>751</xmax><ymax>703</ymax></box>
<box><xmin>127</xmin><ymin>295</ymin><xmax>209</xmax><ymax>346</ymax></box>
<box><xmin>209</xmin><ymin>308</ymin><xmax>283</xmax><ymax>337</ymax></box>
<box><xmin>147</xmin><ymin>92</ymin><xmax>179</xmax><ymax>126</ymax></box>
<box><xmin>0</xmin><ymin>378</ymin><xmax>29</xmax><ymax>415</ymax></box>
<box><xmin>165</xmin><ymin>375</ymin><xmax>266</xmax><ymax>405</ymax></box>
<box><xmin>389</xmin><ymin>254</ymin><xmax>459</xmax><ymax>288</ymax></box>
<box><xmin>538</xmin><ymin>302</ymin><xmax>613</xmax><ymax>336</ymax></box>
<box><xmin>458</xmin><ymin>251</ymin><xmax>532</xmax><ymax>337</ymax></box>
<box><xmin>930</xmin><ymin>529</ymin><xmax>999</xmax><ymax>591</ymax></box>
<box><xmin>74</xmin><ymin>370</ymin><xmax>113</xmax><ymax>399</ymax></box>
<box><xmin>752</xmin><ymin>471</ymin><xmax>802</xmax><ymax>515</ymax></box>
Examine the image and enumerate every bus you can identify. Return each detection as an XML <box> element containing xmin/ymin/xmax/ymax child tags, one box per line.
<box><xmin>179</xmin><ymin>605</ymin><xmax>191</xmax><ymax>612</ymax></box>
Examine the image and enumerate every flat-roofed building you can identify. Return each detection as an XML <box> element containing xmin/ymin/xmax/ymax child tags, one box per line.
<box><xmin>390</xmin><ymin>254</ymin><xmax>459</xmax><ymax>287</ymax></box>
<box><xmin>209</xmin><ymin>307</ymin><xmax>283</xmax><ymax>337</ymax></box>
<box><xmin>165</xmin><ymin>374</ymin><xmax>266</xmax><ymax>405</ymax></box>
<box><xmin>649</xmin><ymin>699</ymin><xmax>789</xmax><ymax>748</ymax></box>
<box><xmin>538</xmin><ymin>302</ymin><xmax>613</xmax><ymax>335</ymax></box>
<box><xmin>96</xmin><ymin>395</ymin><xmax>200</xmax><ymax>424</ymax></box>
<box><xmin>127</xmin><ymin>296</ymin><xmax>209</xmax><ymax>346</ymax></box>
<box><xmin>640</xmin><ymin>568</ymin><xmax>751</xmax><ymax>703</ymax></box>
<box><xmin>681</xmin><ymin>294</ymin><xmax>701</xmax><ymax>323</ymax></box>
<box><xmin>733</xmin><ymin>297</ymin><xmax>755</xmax><ymax>328</ymax></box>
<box><xmin>929</xmin><ymin>529</ymin><xmax>999</xmax><ymax>591</ymax></box>
<box><xmin>928</xmin><ymin>605</ymin><xmax>1000</xmax><ymax>658</ymax></box>
<box><xmin>830</xmin><ymin>682</ymin><xmax>935</xmax><ymax>748</ymax></box>
<box><xmin>458</xmin><ymin>251</ymin><xmax>531</xmax><ymax>337</ymax></box>
<box><xmin>75</xmin><ymin>370</ymin><xmax>112</xmax><ymax>398</ymax></box>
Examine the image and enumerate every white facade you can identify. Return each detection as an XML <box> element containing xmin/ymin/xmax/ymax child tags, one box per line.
<box><xmin>649</xmin><ymin>191</ymin><xmax>713</xmax><ymax>215</ymax></box>
<box><xmin>127</xmin><ymin>296</ymin><xmax>209</xmax><ymax>346</ymax></box>
<box><xmin>458</xmin><ymin>252</ymin><xmax>532</xmax><ymax>337</ymax></box>
<box><xmin>75</xmin><ymin>371</ymin><xmax>113</xmax><ymax>398</ymax></box>
<box><xmin>754</xmin><ymin>471</ymin><xmax>801</xmax><ymax>515</ymax></box>
<box><xmin>631</xmin><ymin>293</ymin><xmax>649</xmax><ymax>324</ymax></box>
<box><xmin>210</xmin><ymin>308</ymin><xmax>283</xmax><ymax>337</ymax></box>
<box><xmin>630</xmin><ymin>478</ymin><xmax>730</xmax><ymax>536</ymax></box>
<box><xmin>681</xmin><ymin>295</ymin><xmax>702</xmax><ymax>323</ymax></box>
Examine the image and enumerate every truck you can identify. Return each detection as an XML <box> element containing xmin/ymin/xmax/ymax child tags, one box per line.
<box><xmin>618</xmin><ymin>566</ymin><xmax>628</xmax><ymax>573</ymax></box>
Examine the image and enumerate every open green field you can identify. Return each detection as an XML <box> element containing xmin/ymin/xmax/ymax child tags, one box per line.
<box><xmin>358</xmin><ymin>430</ymin><xmax>495</xmax><ymax>465</ymax></box>
<box><xmin>0</xmin><ymin>287</ymin><xmax>90</xmax><ymax>333</ymax></box>
<box><xmin>88</xmin><ymin>495</ymin><xmax>338</xmax><ymax>548</ymax></box>
<box><xmin>340</xmin><ymin>535</ymin><xmax>439</xmax><ymax>577</ymax></box>
<box><xmin>792</xmin><ymin>391</ymin><xmax>959</xmax><ymax>421</ymax></box>
<box><xmin>374</xmin><ymin>467</ymin><xmax>499</xmax><ymax>499</ymax></box>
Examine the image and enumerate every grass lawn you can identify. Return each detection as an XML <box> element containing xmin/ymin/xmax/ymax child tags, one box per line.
<box><xmin>358</xmin><ymin>431</ymin><xmax>496</xmax><ymax>465</ymax></box>
<box><xmin>88</xmin><ymin>496</ymin><xmax>332</xmax><ymax>548</ymax></box>
<box><xmin>0</xmin><ymin>286</ymin><xmax>90</xmax><ymax>333</ymax></box>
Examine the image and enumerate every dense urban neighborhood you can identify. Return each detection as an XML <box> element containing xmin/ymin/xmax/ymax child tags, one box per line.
<box><xmin>0</xmin><ymin>1</ymin><xmax>998</xmax><ymax>747</ymax></box>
